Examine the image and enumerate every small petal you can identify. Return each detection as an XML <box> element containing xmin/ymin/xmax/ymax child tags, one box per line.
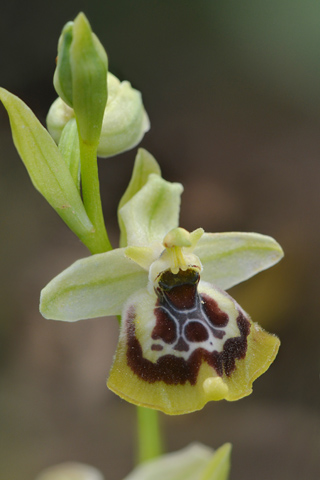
<box><xmin>108</xmin><ymin>270</ymin><xmax>279</xmax><ymax>414</ymax></box>
<box><xmin>189</xmin><ymin>228</ymin><xmax>205</xmax><ymax>250</ymax></box>
<box><xmin>123</xmin><ymin>443</ymin><xmax>231</xmax><ymax>480</ymax></box>
<box><xmin>125</xmin><ymin>245</ymin><xmax>163</xmax><ymax>271</ymax></box>
<box><xmin>194</xmin><ymin>232</ymin><xmax>284</xmax><ymax>290</ymax></box>
<box><xmin>119</xmin><ymin>173</ymin><xmax>183</xmax><ymax>247</ymax></box>
<box><xmin>40</xmin><ymin>249</ymin><xmax>147</xmax><ymax>321</ymax></box>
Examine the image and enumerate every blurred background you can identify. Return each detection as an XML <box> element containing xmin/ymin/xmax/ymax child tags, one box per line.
<box><xmin>0</xmin><ymin>1</ymin><xmax>319</xmax><ymax>479</ymax></box>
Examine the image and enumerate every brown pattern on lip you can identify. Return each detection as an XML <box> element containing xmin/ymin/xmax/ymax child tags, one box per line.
<box><xmin>201</xmin><ymin>293</ymin><xmax>229</xmax><ymax>327</ymax></box>
<box><xmin>151</xmin><ymin>344</ymin><xmax>164</xmax><ymax>351</ymax></box>
<box><xmin>151</xmin><ymin>308</ymin><xmax>177</xmax><ymax>344</ymax></box>
<box><xmin>185</xmin><ymin>321</ymin><xmax>209</xmax><ymax>342</ymax></box>
<box><xmin>126</xmin><ymin>306</ymin><xmax>250</xmax><ymax>385</ymax></box>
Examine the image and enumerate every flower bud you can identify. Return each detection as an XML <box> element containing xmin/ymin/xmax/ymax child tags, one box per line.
<box><xmin>53</xmin><ymin>12</ymin><xmax>108</xmax><ymax>146</ymax></box>
<box><xmin>47</xmin><ymin>72</ymin><xmax>150</xmax><ymax>157</ymax></box>
<box><xmin>34</xmin><ymin>462</ymin><xmax>104</xmax><ymax>480</ymax></box>
<box><xmin>98</xmin><ymin>72</ymin><xmax>150</xmax><ymax>157</ymax></box>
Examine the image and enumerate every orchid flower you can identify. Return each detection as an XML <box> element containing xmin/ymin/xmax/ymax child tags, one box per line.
<box><xmin>40</xmin><ymin>149</ymin><xmax>283</xmax><ymax>415</ymax></box>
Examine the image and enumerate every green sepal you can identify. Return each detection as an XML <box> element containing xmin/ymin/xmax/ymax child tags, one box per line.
<box><xmin>194</xmin><ymin>232</ymin><xmax>284</xmax><ymax>290</ymax></box>
<box><xmin>123</xmin><ymin>443</ymin><xmax>231</xmax><ymax>480</ymax></box>
<box><xmin>40</xmin><ymin>248</ymin><xmax>148</xmax><ymax>321</ymax></box>
<box><xmin>58</xmin><ymin>118</ymin><xmax>80</xmax><ymax>192</ymax></box>
<box><xmin>201</xmin><ymin>443</ymin><xmax>231</xmax><ymax>480</ymax></box>
<box><xmin>0</xmin><ymin>87</ymin><xmax>95</xmax><ymax>243</ymax></box>
<box><xmin>118</xmin><ymin>149</ymin><xmax>161</xmax><ymax>247</ymax></box>
<box><xmin>119</xmin><ymin>172</ymin><xmax>183</xmax><ymax>247</ymax></box>
<box><xmin>53</xmin><ymin>21</ymin><xmax>74</xmax><ymax>107</ymax></box>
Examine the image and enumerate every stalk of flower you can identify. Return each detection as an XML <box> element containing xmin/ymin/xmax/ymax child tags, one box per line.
<box><xmin>40</xmin><ymin>149</ymin><xmax>283</xmax><ymax>415</ymax></box>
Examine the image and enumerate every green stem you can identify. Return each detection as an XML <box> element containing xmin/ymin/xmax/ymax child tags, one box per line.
<box><xmin>79</xmin><ymin>135</ymin><xmax>163</xmax><ymax>464</ymax></box>
<box><xmin>137</xmin><ymin>406</ymin><xmax>163</xmax><ymax>464</ymax></box>
<box><xmin>77</xmin><ymin>228</ymin><xmax>110</xmax><ymax>255</ymax></box>
<box><xmin>79</xmin><ymin>139</ymin><xmax>112</xmax><ymax>253</ymax></box>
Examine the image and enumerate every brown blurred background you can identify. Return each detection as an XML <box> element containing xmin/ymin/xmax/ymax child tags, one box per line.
<box><xmin>1</xmin><ymin>1</ymin><xmax>319</xmax><ymax>479</ymax></box>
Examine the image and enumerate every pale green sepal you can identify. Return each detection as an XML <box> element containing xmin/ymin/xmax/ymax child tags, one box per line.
<box><xmin>0</xmin><ymin>87</ymin><xmax>94</xmax><ymax>238</ymax></box>
<box><xmin>123</xmin><ymin>443</ymin><xmax>231</xmax><ymax>480</ymax></box>
<box><xmin>201</xmin><ymin>443</ymin><xmax>231</xmax><ymax>480</ymax></box>
<box><xmin>119</xmin><ymin>173</ymin><xmax>183</xmax><ymax>247</ymax></box>
<box><xmin>58</xmin><ymin>118</ymin><xmax>80</xmax><ymax>191</ymax></box>
<box><xmin>40</xmin><ymin>248</ymin><xmax>147</xmax><ymax>321</ymax></box>
<box><xmin>97</xmin><ymin>73</ymin><xmax>150</xmax><ymax>158</ymax></box>
<box><xmin>194</xmin><ymin>232</ymin><xmax>284</xmax><ymax>290</ymax></box>
<box><xmin>119</xmin><ymin>149</ymin><xmax>161</xmax><ymax>247</ymax></box>
<box><xmin>71</xmin><ymin>13</ymin><xmax>108</xmax><ymax>146</ymax></box>
<box><xmin>119</xmin><ymin>149</ymin><xmax>161</xmax><ymax>211</ymax></box>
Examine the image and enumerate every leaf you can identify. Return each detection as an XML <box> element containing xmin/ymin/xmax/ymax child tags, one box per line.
<box><xmin>0</xmin><ymin>87</ymin><xmax>94</xmax><ymax>241</ymax></box>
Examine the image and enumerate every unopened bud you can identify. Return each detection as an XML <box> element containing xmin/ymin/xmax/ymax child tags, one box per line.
<box><xmin>47</xmin><ymin>72</ymin><xmax>149</xmax><ymax>157</ymax></box>
<box><xmin>53</xmin><ymin>12</ymin><xmax>108</xmax><ymax>146</ymax></box>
